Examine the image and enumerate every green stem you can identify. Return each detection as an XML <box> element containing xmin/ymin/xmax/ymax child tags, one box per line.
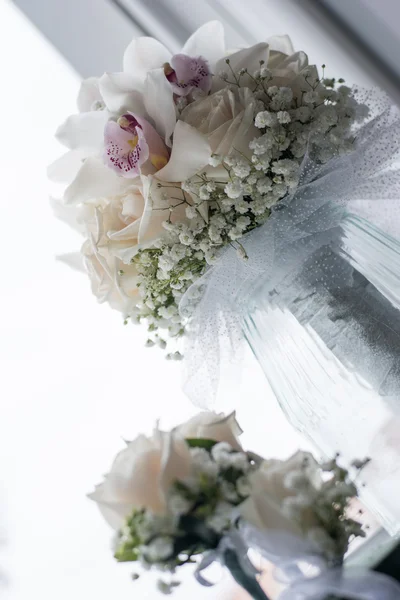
<box><xmin>223</xmin><ymin>548</ymin><xmax>270</xmax><ymax>600</ymax></box>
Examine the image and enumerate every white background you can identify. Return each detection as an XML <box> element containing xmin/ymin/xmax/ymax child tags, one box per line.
<box><xmin>0</xmin><ymin>1</ymin><xmax>388</xmax><ymax>599</ymax></box>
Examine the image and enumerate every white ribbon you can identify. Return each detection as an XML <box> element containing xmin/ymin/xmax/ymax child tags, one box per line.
<box><xmin>195</xmin><ymin>528</ymin><xmax>260</xmax><ymax>587</ymax></box>
<box><xmin>195</xmin><ymin>524</ymin><xmax>400</xmax><ymax>599</ymax></box>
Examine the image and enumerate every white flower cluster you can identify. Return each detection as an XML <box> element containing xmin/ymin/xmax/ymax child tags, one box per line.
<box><xmin>131</xmin><ymin>71</ymin><xmax>367</xmax><ymax>349</ymax></box>
<box><xmin>92</xmin><ymin>410</ymin><xmax>366</xmax><ymax>595</ymax></box>
<box><xmin>114</xmin><ymin>443</ymin><xmax>366</xmax><ymax>594</ymax></box>
<box><xmin>114</xmin><ymin>440</ymin><xmax>253</xmax><ymax>593</ymax></box>
<box><xmin>278</xmin><ymin>454</ymin><xmax>365</xmax><ymax>562</ymax></box>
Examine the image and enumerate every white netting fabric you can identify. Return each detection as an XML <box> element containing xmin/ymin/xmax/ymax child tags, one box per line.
<box><xmin>180</xmin><ymin>88</ymin><xmax>400</xmax><ymax>407</ymax></box>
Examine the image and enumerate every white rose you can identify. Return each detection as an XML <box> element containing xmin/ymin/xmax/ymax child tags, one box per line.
<box><xmin>88</xmin><ymin>430</ymin><xmax>192</xmax><ymax>530</ymax></box>
<box><xmin>176</xmin><ymin>412</ymin><xmax>243</xmax><ymax>451</ymax></box>
<box><xmin>79</xmin><ymin>171</ymin><xmax>189</xmax><ymax>262</ymax></box>
<box><xmin>239</xmin><ymin>451</ymin><xmax>321</xmax><ymax>537</ymax></box>
<box><xmin>82</xmin><ymin>238</ymin><xmax>139</xmax><ymax>315</ymax></box>
<box><xmin>56</xmin><ymin>134</ymin><xmax>209</xmax><ymax>314</ymax></box>
<box><xmin>181</xmin><ymin>87</ymin><xmax>259</xmax><ymax>163</ymax></box>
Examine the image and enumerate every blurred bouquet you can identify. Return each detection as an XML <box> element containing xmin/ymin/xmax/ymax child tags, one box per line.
<box><xmin>50</xmin><ymin>21</ymin><xmax>369</xmax><ymax>357</ymax></box>
<box><xmin>89</xmin><ymin>412</ymin><xmax>400</xmax><ymax>599</ymax></box>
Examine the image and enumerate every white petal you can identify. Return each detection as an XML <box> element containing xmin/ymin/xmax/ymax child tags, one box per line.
<box><xmin>57</xmin><ymin>252</ymin><xmax>85</xmax><ymax>272</ymax></box>
<box><xmin>77</xmin><ymin>77</ymin><xmax>102</xmax><ymax>112</ymax></box>
<box><xmin>239</xmin><ymin>494</ymin><xmax>302</xmax><ymax>537</ymax></box>
<box><xmin>50</xmin><ymin>197</ymin><xmax>85</xmax><ymax>233</ymax></box>
<box><xmin>64</xmin><ymin>157</ymin><xmax>129</xmax><ymax>204</ymax></box>
<box><xmin>88</xmin><ymin>492</ymin><xmax>131</xmax><ymax>530</ymax></box>
<box><xmin>47</xmin><ymin>149</ymin><xmax>87</xmax><ymax>184</ymax></box>
<box><xmin>266</xmin><ymin>35</ymin><xmax>294</xmax><ymax>55</ymax></box>
<box><xmin>181</xmin><ymin>21</ymin><xmax>225</xmax><ymax>70</ymax></box>
<box><xmin>138</xmin><ymin>176</ymin><xmax>186</xmax><ymax>245</ymax></box>
<box><xmin>56</xmin><ymin>110</ymin><xmax>109</xmax><ymax>151</ymax></box>
<box><xmin>213</xmin><ymin>43</ymin><xmax>270</xmax><ymax>91</ymax></box>
<box><xmin>123</xmin><ymin>37</ymin><xmax>171</xmax><ymax>79</ymax></box>
<box><xmin>156</xmin><ymin>121</ymin><xmax>211</xmax><ymax>182</ymax></box>
<box><xmin>99</xmin><ymin>72</ymin><xmax>145</xmax><ymax>114</ymax></box>
<box><xmin>109</xmin><ymin>219</ymin><xmax>141</xmax><ymax>241</ymax></box>
<box><xmin>137</xmin><ymin>176</ymin><xmax>165</xmax><ymax>245</ymax></box>
<box><xmin>144</xmin><ymin>68</ymin><xmax>176</xmax><ymax>146</ymax></box>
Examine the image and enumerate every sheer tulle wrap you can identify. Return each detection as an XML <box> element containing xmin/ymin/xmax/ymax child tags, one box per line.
<box><xmin>180</xmin><ymin>89</ymin><xmax>400</xmax><ymax>408</ymax></box>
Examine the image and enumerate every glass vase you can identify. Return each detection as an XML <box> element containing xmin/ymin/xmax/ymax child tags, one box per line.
<box><xmin>242</xmin><ymin>213</ymin><xmax>400</xmax><ymax>534</ymax></box>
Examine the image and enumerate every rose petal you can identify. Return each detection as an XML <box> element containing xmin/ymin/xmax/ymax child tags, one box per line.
<box><xmin>182</xmin><ymin>21</ymin><xmax>225</xmax><ymax>71</ymax></box>
<box><xmin>266</xmin><ymin>35</ymin><xmax>295</xmax><ymax>55</ymax></box>
<box><xmin>123</xmin><ymin>36</ymin><xmax>171</xmax><ymax>80</ymax></box>
<box><xmin>56</xmin><ymin>252</ymin><xmax>85</xmax><ymax>272</ymax></box>
<box><xmin>77</xmin><ymin>77</ymin><xmax>103</xmax><ymax>112</ymax></box>
<box><xmin>88</xmin><ymin>483</ymin><xmax>133</xmax><ymax>530</ymax></box>
<box><xmin>64</xmin><ymin>157</ymin><xmax>130</xmax><ymax>204</ymax></box>
<box><xmin>239</xmin><ymin>494</ymin><xmax>303</xmax><ymax>537</ymax></box>
<box><xmin>269</xmin><ymin>50</ymin><xmax>309</xmax><ymax>74</ymax></box>
<box><xmin>177</xmin><ymin>412</ymin><xmax>243</xmax><ymax>450</ymax></box>
<box><xmin>156</xmin><ymin>120</ymin><xmax>211</xmax><ymax>182</ymax></box>
<box><xmin>138</xmin><ymin>175</ymin><xmax>187</xmax><ymax>245</ymax></box>
<box><xmin>144</xmin><ymin>68</ymin><xmax>176</xmax><ymax>146</ymax></box>
<box><xmin>99</xmin><ymin>72</ymin><xmax>145</xmax><ymax>114</ymax></box>
<box><xmin>160</xmin><ymin>432</ymin><xmax>191</xmax><ymax>503</ymax></box>
<box><xmin>56</xmin><ymin>110</ymin><xmax>109</xmax><ymax>151</ymax></box>
<box><xmin>108</xmin><ymin>219</ymin><xmax>141</xmax><ymax>242</ymax></box>
<box><xmin>213</xmin><ymin>43</ymin><xmax>270</xmax><ymax>91</ymax></box>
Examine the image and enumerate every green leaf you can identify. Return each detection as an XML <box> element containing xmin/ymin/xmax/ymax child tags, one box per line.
<box><xmin>114</xmin><ymin>547</ymin><xmax>140</xmax><ymax>563</ymax></box>
<box><xmin>185</xmin><ymin>438</ymin><xmax>218</xmax><ymax>451</ymax></box>
<box><xmin>179</xmin><ymin>515</ymin><xmax>220</xmax><ymax>548</ymax></box>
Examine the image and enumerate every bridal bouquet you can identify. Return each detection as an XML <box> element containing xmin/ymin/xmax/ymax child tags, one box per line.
<box><xmin>50</xmin><ymin>21</ymin><xmax>371</xmax><ymax>357</ymax></box>
<box><xmin>89</xmin><ymin>412</ymin><xmax>399</xmax><ymax>599</ymax></box>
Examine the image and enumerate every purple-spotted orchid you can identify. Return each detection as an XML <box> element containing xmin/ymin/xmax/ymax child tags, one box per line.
<box><xmin>163</xmin><ymin>54</ymin><xmax>211</xmax><ymax>97</ymax></box>
<box><xmin>104</xmin><ymin>113</ymin><xmax>169</xmax><ymax>178</ymax></box>
<box><xmin>97</xmin><ymin>22</ymin><xmax>225</xmax><ymax>144</ymax></box>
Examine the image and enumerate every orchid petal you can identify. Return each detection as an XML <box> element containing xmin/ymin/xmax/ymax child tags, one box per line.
<box><xmin>104</xmin><ymin>119</ymin><xmax>149</xmax><ymax>178</ymax></box>
<box><xmin>144</xmin><ymin>68</ymin><xmax>176</xmax><ymax>146</ymax></box>
<box><xmin>77</xmin><ymin>77</ymin><xmax>103</xmax><ymax>112</ymax></box>
<box><xmin>123</xmin><ymin>36</ymin><xmax>171</xmax><ymax>79</ymax></box>
<box><xmin>99</xmin><ymin>72</ymin><xmax>145</xmax><ymax>114</ymax></box>
<box><xmin>104</xmin><ymin>114</ymin><xmax>168</xmax><ymax>177</ymax></box>
<box><xmin>64</xmin><ymin>157</ymin><xmax>130</xmax><ymax>204</ymax></box>
<box><xmin>182</xmin><ymin>21</ymin><xmax>225</xmax><ymax>71</ymax></box>
<box><xmin>169</xmin><ymin>54</ymin><xmax>212</xmax><ymax>96</ymax></box>
<box><xmin>134</xmin><ymin>115</ymin><xmax>169</xmax><ymax>171</ymax></box>
<box><xmin>156</xmin><ymin>120</ymin><xmax>211</xmax><ymax>183</ymax></box>
<box><xmin>56</xmin><ymin>110</ymin><xmax>109</xmax><ymax>151</ymax></box>
<box><xmin>47</xmin><ymin>149</ymin><xmax>87</xmax><ymax>184</ymax></box>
